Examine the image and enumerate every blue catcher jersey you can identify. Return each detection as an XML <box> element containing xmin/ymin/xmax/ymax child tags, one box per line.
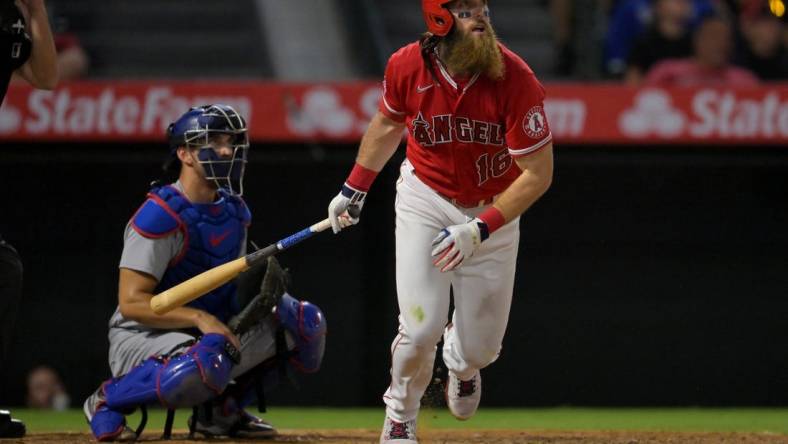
<box><xmin>131</xmin><ymin>184</ymin><xmax>251</xmax><ymax>322</ymax></box>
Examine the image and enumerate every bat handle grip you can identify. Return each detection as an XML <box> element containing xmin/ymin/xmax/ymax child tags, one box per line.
<box><xmin>278</xmin><ymin>227</ymin><xmax>314</xmax><ymax>249</ymax></box>
<box><xmin>246</xmin><ymin>244</ymin><xmax>278</xmax><ymax>267</ymax></box>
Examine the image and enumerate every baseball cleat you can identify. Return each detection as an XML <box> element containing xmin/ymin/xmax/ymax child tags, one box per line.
<box><xmin>0</xmin><ymin>410</ymin><xmax>26</xmax><ymax>438</ymax></box>
<box><xmin>189</xmin><ymin>409</ymin><xmax>276</xmax><ymax>439</ymax></box>
<box><xmin>446</xmin><ymin>370</ymin><xmax>482</xmax><ymax>420</ymax></box>
<box><xmin>83</xmin><ymin>387</ymin><xmax>137</xmax><ymax>442</ymax></box>
<box><xmin>380</xmin><ymin>416</ymin><xmax>418</xmax><ymax>443</ymax></box>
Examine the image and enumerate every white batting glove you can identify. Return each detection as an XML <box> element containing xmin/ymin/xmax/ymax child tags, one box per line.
<box><xmin>328</xmin><ymin>183</ymin><xmax>366</xmax><ymax>234</ymax></box>
<box><xmin>430</xmin><ymin>218</ymin><xmax>489</xmax><ymax>272</ymax></box>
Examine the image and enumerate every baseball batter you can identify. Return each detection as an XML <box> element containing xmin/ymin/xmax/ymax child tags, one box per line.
<box><xmin>83</xmin><ymin>104</ymin><xmax>328</xmax><ymax>442</ymax></box>
<box><xmin>328</xmin><ymin>1</ymin><xmax>553</xmax><ymax>442</ymax></box>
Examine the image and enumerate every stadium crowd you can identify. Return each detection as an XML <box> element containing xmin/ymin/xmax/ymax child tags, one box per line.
<box><xmin>552</xmin><ymin>0</ymin><xmax>786</xmax><ymax>82</ymax></box>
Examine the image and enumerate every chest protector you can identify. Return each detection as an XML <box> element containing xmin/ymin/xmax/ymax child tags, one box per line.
<box><xmin>131</xmin><ymin>185</ymin><xmax>251</xmax><ymax>322</ymax></box>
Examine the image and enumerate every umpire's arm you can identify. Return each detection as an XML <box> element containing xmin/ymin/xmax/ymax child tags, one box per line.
<box><xmin>14</xmin><ymin>0</ymin><xmax>57</xmax><ymax>89</ymax></box>
<box><xmin>492</xmin><ymin>142</ymin><xmax>553</xmax><ymax>222</ymax></box>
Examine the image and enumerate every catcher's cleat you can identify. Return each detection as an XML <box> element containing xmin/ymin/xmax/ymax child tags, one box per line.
<box><xmin>230</xmin><ymin>256</ymin><xmax>288</xmax><ymax>336</ymax></box>
<box><xmin>445</xmin><ymin>370</ymin><xmax>481</xmax><ymax>420</ymax></box>
<box><xmin>380</xmin><ymin>416</ymin><xmax>418</xmax><ymax>444</ymax></box>
<box><xmin>83</xmin><ymin>387</ymin><xmax>137</xmax><ymax>442</ymax></box>
<box><xmin>0</xmin><ymin>410</ymin><xmax>25</xmax><ymax>438</ymax></box>
<box><xmin>189</xmin><ymin>407</ymin><xmax>276</xmax><ymax>439</ymax></box>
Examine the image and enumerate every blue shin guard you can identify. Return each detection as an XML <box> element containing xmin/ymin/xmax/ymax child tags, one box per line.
<box><xmin>276</xmin><ymin>293</ymin><xmax>326</xmax><ymax>373</ymax></box>
<box><xmin>89</xmin><ymin>334</ymin><xmax>234</xmax><ymax>439</ymax></box>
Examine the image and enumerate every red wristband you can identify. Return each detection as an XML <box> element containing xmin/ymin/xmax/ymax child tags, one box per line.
<box><xmin>346</xmin><ymin>163</ymin><xmax>378</xmax><ymax>192</ymax></box>
<box><xmin>478</xmin><ymin>207</ymin><xmax>506</xmax><ymax>234</ymax></box>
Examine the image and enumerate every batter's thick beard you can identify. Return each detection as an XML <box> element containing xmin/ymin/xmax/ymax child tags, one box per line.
<box><xmin>442</xmin><ymin>24</ymin><xmax>505</xmax><ymax>81</ymax></box>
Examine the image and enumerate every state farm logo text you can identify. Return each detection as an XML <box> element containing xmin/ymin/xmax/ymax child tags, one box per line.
<box><xmin>690</xmin><ymin>90</ymin><xmax>788</xmax><ymax>138</ymax></box>
<box><xmin>620</xmin><ymin>89</ymin><xmax>788</xmax><ymax>139</ymax></box>
<box><xmin>0</xmin><ymin>87</ymin><xmax>252</xmax><ymax>135</ymax></box>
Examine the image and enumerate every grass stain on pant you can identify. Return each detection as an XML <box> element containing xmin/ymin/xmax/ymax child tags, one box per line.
<box><xmin>411</xmin><ymin>305</ymin><xmax>425</xmax><ymax>323</ymax></box>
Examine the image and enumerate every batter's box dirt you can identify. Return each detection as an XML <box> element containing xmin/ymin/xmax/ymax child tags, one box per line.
<box><xmin>9</xmin><ymin>430</ymin><xmax>788</xmax><ymax>444</ymax></box>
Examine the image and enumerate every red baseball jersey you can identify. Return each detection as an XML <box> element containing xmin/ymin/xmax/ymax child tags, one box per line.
<box><xmin>379</xmin><ymin>42</ymin><xmax>551</xmax><ymax>205</ymax></box>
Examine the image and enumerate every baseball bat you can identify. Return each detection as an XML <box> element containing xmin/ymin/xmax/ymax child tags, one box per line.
<box><xmin>150</xmin><ymin>207</ymin><xmax>358</xmax><ymax>315</ymax></box>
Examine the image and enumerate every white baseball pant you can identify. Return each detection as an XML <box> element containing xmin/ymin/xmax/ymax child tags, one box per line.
<box><xmin>383</xmin><ymin>159</ymin><xmax>520</xmax><ymax>422</ymax></box>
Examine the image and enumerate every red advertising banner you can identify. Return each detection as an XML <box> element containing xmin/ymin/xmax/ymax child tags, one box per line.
<box><xmin>1</xmin><ymin>80</ymin><xmax>786</xmax><ymax>145</ymax></box>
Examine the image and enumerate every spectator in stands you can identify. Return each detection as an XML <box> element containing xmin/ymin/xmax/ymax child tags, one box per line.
<box><xmin>551</xmin><ymin>0</ymin><xmax>576</xmax><ymax>76</ymax></box>
<box><xmin>551</xmin><ymin>0</ymin><xmax>613</xmax><ymax>79</ymax></box>
<box><xmin>52</xmin><ymin>31</ymin><xmax>88</xmax><ymax>80</ymax></box>
<box><xmin>645</xmin><ymin>15</ymin><xmax>760</xmax><ymax>86</ymax></box>
<box><xmin>605</xmin><ymin>0</ymin><xmax>716</xmax><ymax>77</ymax></box>
<box><xmin>49</xmin><ymin>4</ymin><xmax>88</xmax><ymax>80</ymax></box>
<box><xmin>735</xmin><ymin>5</ymin><xmax>787</xmax><ymax>80</ymax></box>
<box><xmin>624</xmin><ymin>0</ymin><xmax>699</xmax><ymax>84</ymax></box>
<box><xmin>25</xmin><ymin>365</ymin><xmax>71</xmax><ymax>411</ymax></box>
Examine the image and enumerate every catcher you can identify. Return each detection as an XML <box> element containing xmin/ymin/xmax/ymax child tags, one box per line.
<box><xmin>83</xmin><ymin>104</ymin><xmax>327</xmax><ymax>441</ymax></box>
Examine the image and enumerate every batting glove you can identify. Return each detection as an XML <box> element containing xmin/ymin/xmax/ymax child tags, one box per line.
<box><xmin>430</xmin><ymin>218</ymin><xmax>490</xmax><ymax>272</ymax></box>
<box><xmin>328</xmin><ymin>183</ymin><xmax>366</xmax><ymax>234</ymax></box>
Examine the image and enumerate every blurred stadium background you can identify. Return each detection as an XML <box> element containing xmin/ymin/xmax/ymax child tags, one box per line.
<box><xmin>1</xmin><ymin>0</ymin><xmax>787</xmax><ymax>421</ymax></box>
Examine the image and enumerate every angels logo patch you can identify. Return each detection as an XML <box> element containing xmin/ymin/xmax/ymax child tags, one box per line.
<box><xmin>522</xmin><ymin>106</ymin><xmax>548</xmax><ymax>139</ymax></box>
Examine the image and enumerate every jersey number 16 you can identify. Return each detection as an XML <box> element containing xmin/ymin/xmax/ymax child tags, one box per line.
<box><xmin>476</xmin><ymin>148</ymin><xmax>512</xmax><ymax>185</ymax></box>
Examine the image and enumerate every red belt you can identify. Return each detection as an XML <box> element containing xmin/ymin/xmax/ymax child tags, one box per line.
<box><xmin>412</xmin><ymin>169</ymin><xmax>494</xmax><ymax>209</ymax></box>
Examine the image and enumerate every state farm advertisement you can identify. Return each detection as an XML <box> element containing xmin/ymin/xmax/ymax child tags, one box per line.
<box><xmin>546</xmin><ymin>85</ymin><xmax>788</xmax><ymax>145</ymax></box>
<box><xmin>0</xmin><ymin>81</ymin><xmax>381</xmax><ymax>143</ymax></box>
<box><xmin>0</xmin><ymin>81</ymin><xmax>786</xmax><ymax>145</ymax></box>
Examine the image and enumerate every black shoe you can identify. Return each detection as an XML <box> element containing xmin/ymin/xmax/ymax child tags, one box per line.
<box><xmin>0</xmin><ymin>410</ymin><xmax>26</xmax><ymax>438</ymax></box>
<box><xmin>190</xmin><ymin>409</ymin><xmax>276</xmax><ymax>439</ymax></box>
<box><xmin>231</xmin><ymin>411</ymin><xmax>277</xmax><ymax>439</ymax></box>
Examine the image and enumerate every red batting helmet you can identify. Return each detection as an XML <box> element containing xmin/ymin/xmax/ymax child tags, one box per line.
<box><xmin>422</xmin><ymin>0</ymin><xmax>454</xmax><ymax>36</ymax></box>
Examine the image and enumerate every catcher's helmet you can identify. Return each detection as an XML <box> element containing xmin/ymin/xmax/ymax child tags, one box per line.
<box><xmin>0</xmin><ymin>0</ymin><xmax>31</xmax><ymax>71</ymax></box>
<box><xmin>422</xmin><ymin>0</ymin><xmax>455</xmax><ymax>36</ymax></box>
<box><xmin>166</xmin><ymin>104</ymin><xmax>249</xmax><ymax>195</ymax></box>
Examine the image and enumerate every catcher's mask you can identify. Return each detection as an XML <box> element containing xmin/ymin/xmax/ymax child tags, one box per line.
<box><xmin>167</xmin><ymin>104</ymin><xmax>249</xmax><ymax>196</ymax></box>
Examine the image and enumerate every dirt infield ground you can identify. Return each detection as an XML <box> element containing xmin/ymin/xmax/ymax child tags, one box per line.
<box><xmin>9</xmin><ymin>429</ymin><xmax>788</xmax><ymax>444</ymax></box>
